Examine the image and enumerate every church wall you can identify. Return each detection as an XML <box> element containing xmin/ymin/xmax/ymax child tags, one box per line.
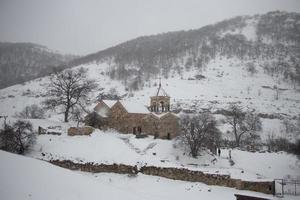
<box><xmin>108</xmin><ymin>101</ymin><xmax>149</xmax><ymax>134</ymax></box>
<box><xmin>107</xmin><ymin>107</ymin><xmax>179</xmax><ymax>139</ymax></box>
<box><xmin>108</xmin><ymin>102</ymin><xmax>129</xmax><ymax>133</ymax></box>
<box><xmin>158</xmin><ymin>114</ymin><xmax>180</xmax><ymax>139</ymax></box>
<box><xmin>143</xmin><ymin>115</ymin><xmax>160</xmax><ymax>136</ymax></box>
<box><xmin>90</xmin><ymin>90</ymin><xmax>179</xmax><ymax>139</ymax></box>
<box><xmin>150</xmin><ymin>96</ymin><xmax>171</xmax><ymax>112</ymax></box>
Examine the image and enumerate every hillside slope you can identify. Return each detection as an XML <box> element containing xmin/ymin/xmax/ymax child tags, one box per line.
<box><xmin>0</xmin><ymin>11</ymin><xmax>299</xmax><ymax>143</ymax></box>
<box><xmin>0</xmin><ymin>150</ymin><xmax>295</xmax><ymax>200</ymax></box>
<box><xmin>0</xmin><ymin>42</ymin><xmax>77</xmax><ymax>89</ymax></box>
<box><xmin>70</xmin><ymin>11</ymin><xmax>300</xmax><ymax>91</ymax></box>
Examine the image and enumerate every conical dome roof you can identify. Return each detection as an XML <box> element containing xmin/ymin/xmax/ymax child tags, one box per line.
<box><xmin>155</xmin><ymin>82</ymin><xmax>169</xmax><ymax>97</ymax></box>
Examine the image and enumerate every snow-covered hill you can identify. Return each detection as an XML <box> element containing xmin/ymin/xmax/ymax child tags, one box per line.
<box><xmin>27</xmin><ymin>128</ymin><xmax>300</xmax><ymax>181</ymax></box>
<box><xmin>69</xmin><ymin>11</ymin><xmax>300</xmax><ymax>94</ymax></box>
<box><xmin>1</xmin><ymin>57</ymin><xmax>299</xmax><ymax>142</ymax></box>
<box><xmin>0</xmin><ymin>150</ymin><xmax>297</xmax><ymax>200</ymax></box>
<box><xmin>1</xmin><ymin>10</ymin><xmax>300</xmax><ymax>200</ymax></box>
<box><xmin>0</xmin><ymin>42</ymin><xmax>77</xmax><ymax>89</ymax></box>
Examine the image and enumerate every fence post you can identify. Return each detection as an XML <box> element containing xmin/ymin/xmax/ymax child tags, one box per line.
<box><xmin>282</xmin><ymin>179</ymin><xmax>284</xmax><ymax>196</ymax></box>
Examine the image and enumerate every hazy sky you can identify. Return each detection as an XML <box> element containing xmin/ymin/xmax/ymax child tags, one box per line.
<box><xmin>0</xmin><ymin>0</ymin><xmax>300</xmax><ymax>55</ymax></box>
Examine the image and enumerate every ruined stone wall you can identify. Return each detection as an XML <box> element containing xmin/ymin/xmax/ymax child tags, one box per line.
<box><xmin>48</xmin><ymin>160</ymin><xmax>274</xmax><ymax>195</ymax></box>
<box><xmin>67</xmin><ymin>126</ymin><xmax>95</xmax><ymax>136</ymax></box>
<box><xmin>140</xmin><ymin>166</ymin><xmax>236</xmax><ymax>187</ymax></box>
<box><xmin>140</xmin><ymin>166</ymin><xmax>273</xmax><ymax>194</ymax></box>
<box><xmin>50</xmin><ymin>160</ymin><xmax>138</xmax><ymax>174</ymax></box>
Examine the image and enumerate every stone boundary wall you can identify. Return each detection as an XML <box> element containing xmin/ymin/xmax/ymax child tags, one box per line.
<box><xmin>49</xmin><ymin>160</ymin><xmax>274</xmax><ymax>195</ymax></box>
<box><xmin>50</xmin><ymin>160</ymin><xmax>138</xmax><ymax>174</ymax></box>
<box><xmin>140</xmin><ymin>166</ymin><xmax>274</xmax><ymax>194</ymax></box>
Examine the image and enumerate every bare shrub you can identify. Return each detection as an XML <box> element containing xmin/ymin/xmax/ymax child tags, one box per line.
<box><xmin>0</xmin><ymin>120</ymin><xmax>36</xmax><ymax>154</ymax></box>
<box><xmin>17</xmin><ymin>104</ymin><xmax>45</xmax><ymax>119</ymax></box>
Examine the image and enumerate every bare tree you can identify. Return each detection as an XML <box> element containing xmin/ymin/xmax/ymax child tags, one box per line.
<box><xmin>17</xmin><ymin>104</ymin><xmax>45</xmax><ymax>119</ymax></box>
<box><xmin>0</xmin><ymin>125</ymin><xmax>15</xmax><ymax>152</ymax></box>
<box><xmin>13</xmin><ymin>120</ymin><xmax>35</xmax><ymax>154</ymax></box>
<box><xmin>43</xmin><ymin>68</ymin><xmax>96</xmax><ymax>122</ymax></box>
<box><xmin>179</xmin><ymin>113</ymin><xmax>220</xmax><ymax>158</ymax></box>
<box><xmin>226</xmin><ymin>104</ymin><xmax>262</xmax><ymax>147</ymax></box>
<box><xmin>0</xmin><ymin>120</ymin><xmax>36</xmax><ymax>154</ymax></box>
<box><xmin>71</xmin><ymin>107</ymin><xmax>84</xmax><ymax>127</ymax></box>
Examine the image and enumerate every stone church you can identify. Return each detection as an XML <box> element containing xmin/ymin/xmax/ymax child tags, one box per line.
<box><xmin>86</xmin><ymin>83</ymin><xmax>179</xmax><ymax>139</ymax></box>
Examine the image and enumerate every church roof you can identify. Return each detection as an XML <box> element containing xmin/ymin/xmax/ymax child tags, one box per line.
<box><xmin>93</xmin><ymin>100</ymin><xmax>117</xmax><ymax>117</ymax></box>
<box><xmin>154</xmin><ymin>82</ymin><xmax>169</xmax><ymax>97</ymax></box>
<box><xmin>150</xmin><ymin>112</ymin><xmax>178</xmax><ymax>119</ymax></box>
<box><xmin>102</xmin><ymin>100</ymin><xmax>117</xmax><ymax>108</ymax></box>
<box><xmin>94</xmin><ymin>100</ymin><xmax>149</xmax><ymax>116</ymax></box>
<box><xmin>119</xmin><ymin>100</ymin><xmax>150</xmax><ymax>114</ymax></box>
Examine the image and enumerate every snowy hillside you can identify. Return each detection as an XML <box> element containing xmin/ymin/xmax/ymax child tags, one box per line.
<box><xmin>1</xmin><ymin>57</ymin><xmax>299</xmax><ymax>142</ymax></box>
<box><xmin>0</xmin><ymin>150</ymin><xmax>297</xmax><ymax>200</ymax></box>
<box><xmin>1</xmin><ymin>12</ymin><xmax>300</xmax><ymax>142</ymax></box>
<box><xmin>1</xmin><ymin>4</ymin><xmax>300</xmax><ymax>200</ymax></box>
<box><xmin>27</xmin><ymin>128</ymin><xmax>300</xmax><ymax>182</ymax></box>
<box><xmin>0</xmin><ymin>42</ymin><xmax>77</xmax><ymax>89</ymax></box>
<box><xmin>69</xmin><ymin>11</ymin><xmax>300</xmax><ymax>95</ymax></box>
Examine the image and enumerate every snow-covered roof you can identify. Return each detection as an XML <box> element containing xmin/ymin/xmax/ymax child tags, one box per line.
<box><xmin>156</xmin><ymin>87</ymin><xmax>169</xmax><ymax>96</ymax></box>
<box><xmin>96</xmin><ymin>107</ymin><xmax>109</xmax><ymax>118</ymax></box>
<box><xmin>119</xmin><ymin>100</ymin><xmax>150</xmax><ymax>114</ymax></box>
<box><xmin>102</xmin><ymin>100</ymin><xmax>117</xmax><ymax>108</ymax></box>
<box><xmin>154</xmin><ymin>83</ymin><xmax>169</xmax><ymax>97</ymax></box>
<box><xmin>150</xmin><ymin>112</ymin><xmax>178</xmax><ymax>119</ymax></box>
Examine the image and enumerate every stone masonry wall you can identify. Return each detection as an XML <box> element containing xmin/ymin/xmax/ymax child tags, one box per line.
<box><xmin>48</xmin><ymin>160</ymin><xmax>274</xmax><ymax>195</ymax></box>
<box><xmin>50</xmin><ymin>160</ymin><xmax>138</xmax><ymax>174</ymax></box>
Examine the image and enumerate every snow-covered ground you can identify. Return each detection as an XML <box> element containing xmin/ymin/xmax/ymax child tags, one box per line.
<box><xmin>0</xmin><ymin>52</ymin><xmax>299</xmax><ymax>199</ymax></box>
<box><xmin>0</xmin><ymin>57</ymin><xmax>299</xmax><ymax>142</ymax></box>
<box><xmin>27</xmin><ymin>127</ymin><xmax>300</xmax><ymax>182</ymax></box>
<box><xmin>0</xmin><ymin>150</ymin><xmax>297</xmax><ymax>200</ymax></box>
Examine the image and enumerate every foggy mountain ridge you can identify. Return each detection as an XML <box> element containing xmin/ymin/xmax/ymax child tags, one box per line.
<box><xmin>69</xmin><ymin>11</ymin><xmax>300</xmax><ymax>90</ymax></box>
<box><xmin>0</xmin><ymin>42</ymin><xmax>78</xmax><ymax>89</ymax></box>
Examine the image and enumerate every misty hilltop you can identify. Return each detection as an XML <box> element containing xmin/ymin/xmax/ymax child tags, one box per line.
<box><xmin>70</xmin><ymin>11</ymin><xmax>300</xmax><ymax>90</ymax></box>
<box><xmin>0</xmin><ymin>42</ymin><xmax>77</xmax><ymax>89</ymax></box>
